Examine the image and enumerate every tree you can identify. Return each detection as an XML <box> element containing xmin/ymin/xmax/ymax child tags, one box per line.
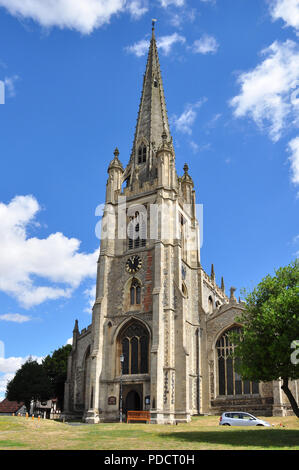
<box><xmin>231</xmin><ymin>260</ymin><xmax>299</xmax><ymax>417</ymax></box>
<box><xmin>6</xmin><ymin>358</ymin><xmax>53</xmax><ymax>413</ymax></box>
<box><xmin>42</xmin><ymin>344</ymin><xmax>72</xmax><ymax>410</ymax></box>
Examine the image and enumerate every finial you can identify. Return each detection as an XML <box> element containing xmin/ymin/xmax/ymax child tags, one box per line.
<box><xmin>162</xmin><ymin>129</ymin><xmax>167</xmax><ymax>142</ymax></box>
<box><xmin>221</xmin><ymin>276</ymin><xmax>225</xmax><ymax>293</ymax></box>
<box><xmin>152</xmin><ymin>18</ymin><xmax>157</xmax><ymax>32</ymax></box>
<box><xmin>230</xmin><ymin>287</ymin><xmax>237</xmax><ymax>303</ymax></box>
<box><xmin>73</xmin><ymin>319</ymin><xmax>79</xmax><ymax>332</ymax></box>
<box><xmin>114</xmin><ymin>147</ymin><xmax>119</xmax><ymax>158</ymax></box>
<box><xmin>211</xmin><ymin>264</ymin><xmax>215</xmax><ymax>282</ymax></box>
<box><xmin>183</xmin><ymin>163</ymin><xmax>189</xmax><ymax>174</ymax></box>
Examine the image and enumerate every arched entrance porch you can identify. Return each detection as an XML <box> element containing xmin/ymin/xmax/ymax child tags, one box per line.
<box><xmin>122</xmin><ymin>384</ymin><xmax>143</xmax><ymax>416</ymax></box>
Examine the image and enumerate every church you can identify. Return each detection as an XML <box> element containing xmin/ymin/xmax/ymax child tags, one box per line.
<box><xmin>64</xmin><ymin>26</ymin><xmax>296</xmax><ymax>423</ymax></box>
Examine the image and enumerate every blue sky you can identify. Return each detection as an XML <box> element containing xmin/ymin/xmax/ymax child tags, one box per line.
<box><xmin>0</xmin><ymin>0</ymin><xmax>298</xmax><ymax>398</ymax></box>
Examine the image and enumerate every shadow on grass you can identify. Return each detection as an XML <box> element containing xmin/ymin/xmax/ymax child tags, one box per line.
<box><xmin>159</xmin><ymin>429</ymin><xmax>299</xmax><ymax>449</ymax></box>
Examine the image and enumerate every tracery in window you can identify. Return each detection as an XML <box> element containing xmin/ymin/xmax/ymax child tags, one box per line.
<box><xmin>119</xmin><ymin>322</ymin><xmax>149</xmax><ymax>375</ymax></box>
<box><xmin>216</xmin><ymin>327</ymin><xmax>259</xmax><ymax>396</ymax></box>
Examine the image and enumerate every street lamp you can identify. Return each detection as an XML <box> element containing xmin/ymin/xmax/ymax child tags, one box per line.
<box><xmin>120</xmin><ymin>353</ymin><xmax>124</xmax><ymax>423</ymax></box>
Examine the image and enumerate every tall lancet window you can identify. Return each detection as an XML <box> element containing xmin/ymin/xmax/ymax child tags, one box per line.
<box><xmin>216</xmin><ymin>327</ymin><xmax>259</xmax><ymax>396</ymax></box>
<box><xmin>138</xmin><ymin>145</ymin><xmax>147</xmax><ymax>164</ymax></box>
<box><xmin>119</xmin><ymin>322</ymin><xmax>149</xmax><ymax>375</ymax></box>
<box><xmin>130</xmin><ymin>278</ymin><xmax>141</xmax><ymax>305</ymax></box>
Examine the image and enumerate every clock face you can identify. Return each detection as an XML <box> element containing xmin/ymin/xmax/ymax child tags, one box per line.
<box><xmin>126</xmin><ymin>255</ymin><xmax>142</xmax><ymax>274</ymax></box>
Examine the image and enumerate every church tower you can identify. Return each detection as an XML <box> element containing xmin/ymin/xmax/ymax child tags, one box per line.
<box><xmin>83</xmin><ymin>24</ymin><xmax>202</xmax><ymax>424</ymax></box>
<box><xmin>64</xmin><ymin>25</ymin><xmax>284</xmax><ymax>422</ymax></box>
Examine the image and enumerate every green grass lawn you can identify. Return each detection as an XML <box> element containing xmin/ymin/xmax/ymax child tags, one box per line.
<box><xmin>0</xmin><ymin>415</ymin><xmax>298</xmax><ymax>450</ymax></box>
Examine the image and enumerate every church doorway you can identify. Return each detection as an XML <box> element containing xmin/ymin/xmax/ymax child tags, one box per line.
<box><xmin>123</xmin><ymin>384</ymin><xmax>143</xmax><ymax>416</ymax></box>
<box><xmin>126</xmin><ymin>391</ymin><xmax>141</xmax><ymax>411</ymax></box>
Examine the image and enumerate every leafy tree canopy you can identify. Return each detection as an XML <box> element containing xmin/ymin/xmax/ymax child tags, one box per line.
<box><xmin>42</xmin><ymin>344</ymin><xmax>72</xmax><ymax>410</ymax></box>
<box><xmin>231</xmin><ymin>260</ymin><xmax>299</xmax><ymax>417</ymax></box>
<box><xmin>6</xmin><ymin>359</ymin><xmax>53</xmax><ymax>413</ymax></box>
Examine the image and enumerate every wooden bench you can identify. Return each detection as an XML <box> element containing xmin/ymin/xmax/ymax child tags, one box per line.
<box><xmin>127</xmin><ymin>411</ymin><xmax>150</xmax><ymax>423</ymax></box>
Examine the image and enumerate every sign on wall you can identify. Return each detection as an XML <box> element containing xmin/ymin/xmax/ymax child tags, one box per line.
<box><xmin>108</xmin><ymin>396</ymin><xmax>117</xmax><ymax>405</ymax></box>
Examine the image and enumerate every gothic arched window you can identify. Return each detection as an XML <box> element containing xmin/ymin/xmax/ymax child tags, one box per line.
<box><xmin>130</xmin><ymin>278</ymin><xmax>141</xmax><ymax>305</ymax></box>
<box><xmin>216</xmin><ymin>327</ymin><xmax>259</xmax><ymax>396</ymax></box>
<box><xmin>119</xmin><ymin>322</ymin><xmax>149</xmax><ymax>375</ymax></box>
<box><xmin>138</xmin><ymin>145</ymin><xmax>147</xmax><ymax>164</ymax></box>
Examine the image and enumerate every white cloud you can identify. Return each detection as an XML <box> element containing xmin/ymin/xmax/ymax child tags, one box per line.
<box><xmin>0</xmin><ymin>356</ymin><xmax>43</xmax><ymax>375</ymax></box>
<box><xmin>126</xmin><ymin>39</ymin><xmax>149</xmax><ymax>57</ymax></box>
<box><xmin>159</xmin><ymin>0</ymin><xmax>185</xmax><ymax>7</ymax></box>
<box><xmin>126</xmin><ymin>0</ymin><xmax>148</xmax><ymax>19</ymax></box>
<box><xmin>158</xmin><ymin>33</ymin><xmax>186</xmax><ymax>55</ymax></box>
<box><xmin>0</xmin><ymin>0</ymin><xmax>129</xmax><ymax>35</ymax></box>
<box><xmin>4</xmin><ymin>75</ymin><xmax>19</xmax><ymax>97</ymax></box>
<box><xmin>0</xmin><ymin>195</ymin><xmax>98</xmax><ymax>308</ymax></box>
<box><xmin>0</xmin><ymin>373</ymin><xmax>14</xmax><ymax>397</ymax></box>
<box><xmin>192</xmin><ymin>35</ymin><xmax>219</xmax><ymax>54</ymax></box>
<box><xmin>84</xmin><ymin>284</ymin><xmax>96</xmax><ymax>313</ymax></box>
<box><xmin>66</xmin><ymin>337</ymin><xmax>73</xmax><ymax>346</ymax></box>
<box><xmin>126</xmin><ymin>33</ymin><xmax>186</xmax><ymax>57</ymax></box>
<box><xmin>190</xmin><ymin>141</ymin><xmax>199</xmax><ymax>153</ymax></box>
<box><xmin>0</xmin><ymin>314</ymin><xmax>31</xmax><ymax>323</ymax></box>
<box><xmin>0</xmin><ymin>355</ymin><xmax>43</xmax><ymax>398</ymax></box>
<box><xmin>269</xmin><ymin>0</ymin><xmax>299</xmax><ymax>34</ymax></box>
<box><xmin>288</xmin><ymin>137</ymin><xmax>299</xmax><ymax>186</ymax></box>
<box><xmin>230</xmin><ymin>40</ymin><xmax>299</xmax><ymax>142</ymax></box>
<box><xmin>0</xmin><ymin>0</ymin><xmax>149</xmax><ymax>34</ymax></box>
<box><xmin>205</xmin><ymin>113</ymin><xmax>222</xmax><ymax>130</ymax></box>
<box><xmin>0</xmin><ymin>357</ymin><xmax>27</xmax><ymax>374</ymax></box>
<box><xmin>172</xmin><ymin>99</ymin><xmax>206</xmax><ymax>134</ymax></box>
<box><xmin>190</xmin><ymin>142</ymin><xmax>212</xmax><ymax>154</ymax></box>
<box><xmin>169</xmin><ymin>8</ymin><xmax>196</xmax><ymax>28</ymax></box>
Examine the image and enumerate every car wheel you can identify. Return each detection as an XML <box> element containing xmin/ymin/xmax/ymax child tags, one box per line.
<box><xmin>256</xmin><ymin>424</ymin><xmax>264</xmax><ymax>426</ymax></box>
<box><xmin>222</xmin><ymin>423</ymin><xmax>230</xmax><ymax>426</ymax></box>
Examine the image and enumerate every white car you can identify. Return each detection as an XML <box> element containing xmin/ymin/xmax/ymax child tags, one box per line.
<box><xmin>219</xmin><ymin>412</ymin><xmax>271</xmax><ymax>427</ymax></box>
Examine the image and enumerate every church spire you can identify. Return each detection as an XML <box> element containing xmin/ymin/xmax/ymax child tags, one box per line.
<box><xmin>126</xmin><ymin>22</ymin><xmax>172</xmax><ymax>182</ymax></box>
<box><xmin>135</xmin><ymin>22</ymin><xmax>170</xmax><ymax>147</ymax></box>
